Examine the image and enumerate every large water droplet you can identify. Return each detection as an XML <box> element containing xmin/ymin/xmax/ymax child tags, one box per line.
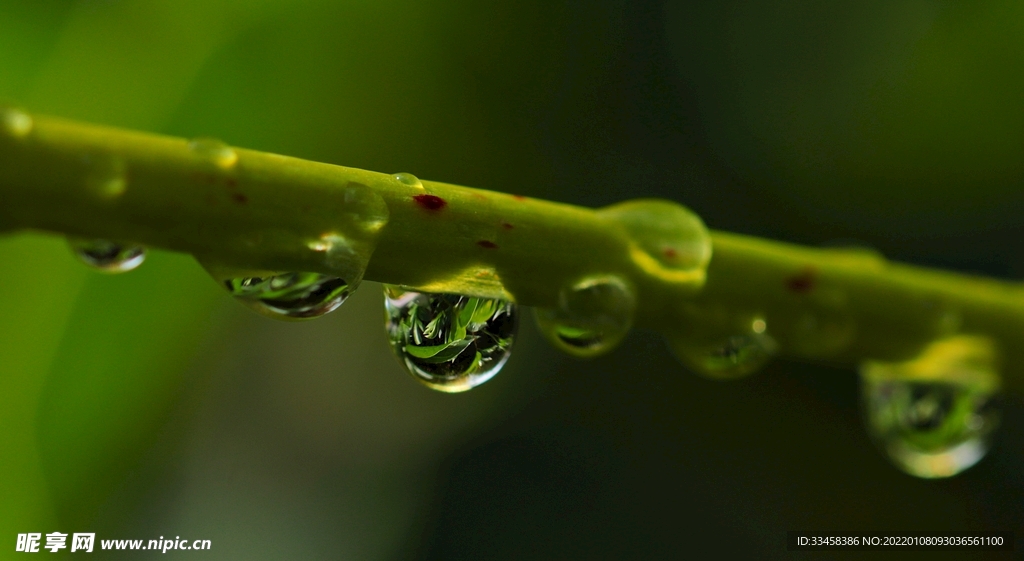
<box><xmin>68</xmin><ymin>238</ymin><xmax>146</xmax><ymax>273</ymax></box>
<box><xmin>534</xmin><ymin>275</ymin><xmax>635</xmax><ymax>357</ymax></box>
<box><xmin>221</xmin><ymin>272</ymin><xmax>356</xmax><ymax>320</ymax></box>
<box><xmin>1</xmin><ymin>105</ymin><xmax>32</xmax><ymax>138</ymax></box>
<box><xmin>392</xmin><ymin>172</ymin><xmax>423</xmax><ymax>189</ymax></box>
<box><xmin>669</xmin><ymin>315</ymin><xmax>777</xmax><ymax>379</ymax></box>
<box><xmin>861</xmin><ymin>335</ymin><xmax>1001</xmax><ymax>478</ymax></box>
<box><xmin>189</xmin><ymin>137</ymin><xmax>238</xmax><ymax>169</ymax></box>
<box><xmin>384</xmin><ymin>285</ymin><xmax>517</xmax><ymax>392</ymax></box>
<box><xmin>598</xmin><ymin>199</ymin><xmax>712</xmax><ymax>287</ymax></box>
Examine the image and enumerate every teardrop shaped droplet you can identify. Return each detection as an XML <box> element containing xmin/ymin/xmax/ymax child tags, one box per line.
<box><xmin>222</xmin><ymin>272</ymin><xmax>356</xmax><ymax>320</ymax></box>
<box><xmin>68</xmin><ymin>238</ymin><xmax>146</xmax><ymax>273</ymax></box>
<box><xmin>384</xmin><ymin>285</ymin><xmax>517</xmax><ymax>392</ymax></box>
<box><xmin>534</xmin><ymin>275</ymin><xmax>635</xmax><ymax>357</ymax></box>
<box><xmin>598</xmin><ymin>199</ymin><xmax>711</xmax><ymax>288</ymax></box>
<box><xmin>861</xmin><ymin>335</ymin><xmax>1001</xmax><ymax>478</ymax></box>
<box><xmin>1</xmin><ymin>105</ymin><xmax>32</xmax><ymax>138</ymax></box>
<box><xmin>189</xmin><ymin>137</ymin><xmax>238</xmax><ymax>169</ymax></box>
<box><xmin>392</xmin><ymin>172</ymin><xmax>423</xmax><ymax>189</ymax></box>
<box><xmin>669</xmin><ymin>315</ymin><xmax>777</xmax><ymax>379</ymax></box>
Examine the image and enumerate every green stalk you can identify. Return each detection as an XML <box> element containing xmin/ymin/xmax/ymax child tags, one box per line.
<box><xmin>3</xmin><ymin>112</ymin><xmax>1023</xmax><ymax>391</ymax></box>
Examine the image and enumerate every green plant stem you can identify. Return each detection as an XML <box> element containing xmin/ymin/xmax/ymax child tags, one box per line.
<box><xmin>3</xmin><ymin>114</ymin><xmax>1023</xmax><ymax>390</ymax></box>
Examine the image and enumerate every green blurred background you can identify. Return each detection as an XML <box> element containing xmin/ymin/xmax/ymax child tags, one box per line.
<box><xmin>2</xmin><ymin>1</ymin><xmax>1023</xmax><ymax>559</ymax></box>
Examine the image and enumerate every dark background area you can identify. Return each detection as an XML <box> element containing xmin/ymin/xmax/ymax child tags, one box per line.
<box><xmin>2</xmin><ymin>1</ymin><xmax>1023</xmax><ymax>559</ymax></box>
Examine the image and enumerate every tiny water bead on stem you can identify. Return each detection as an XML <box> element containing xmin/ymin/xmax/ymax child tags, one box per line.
<box><xmin>6</xmin><ymin>113</ymin><xmax>1024</xmax><ymax>475</ymax></box>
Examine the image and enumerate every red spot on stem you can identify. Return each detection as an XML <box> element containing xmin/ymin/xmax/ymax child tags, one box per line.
<box><xmin>512</xmin><ymin>194</ymin><xmax>526</xmax><ymax>201</ymax></box>
<box><xmin>231</xmin><ymin>193</ymin><xmax>248</xmax><ymax>204</ymax></box>
<box><xmin>413</xmin><ymin>194</ymin><xmax>447</xmax><ymax>211</ymax></box>
<box><xmin>477</xmin><ymin>240</ymin><xmax>498</xmax><ymax>249</ymax></box>
<box><xmin>663</xmin><ymin>247</ymin><xmax>678</xmax><ymax>259</ymax></box>
<box><xmin>501</xmin><ymin>222</ymin><xmax>514</xmax><ymax>230</ymax></box>
<box><xmin>786</xmin><ymin>267</ymin><xmax>817</xmax><ymax>294</ymax></box>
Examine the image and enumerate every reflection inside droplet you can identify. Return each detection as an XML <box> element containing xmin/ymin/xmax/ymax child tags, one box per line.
<box><xmin>670</xmin><ymin>315</ymin><xmax>777</xmax><ymax>380</ymax></box>
<box><xmin>222</xmin><ymin>272</ymin><xmax>355</xmax><ymax>320</ymax></box>
<box><xmin>860</xmin><ymin>335</ymin><xmax>1001</xmax><ymax>478</ymax></box>
<box><xmin>68</xmin><ymin>238</ymin><xmax>146</xmax><ymax>273</ymax></box>
<box><xmin>384</xmin><ymin>285</ymin><xmax>517</xmax><ymax>392</ymax></box>
<box><xmin>534</xmin><ymin>275</ymin><xmax>635</xmax><ymax>358</ymax></box>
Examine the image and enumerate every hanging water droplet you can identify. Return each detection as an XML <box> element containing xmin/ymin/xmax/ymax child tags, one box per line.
<box><xmin>1</xmin><ymin>105</ymin><xmax>32</xmax><ymax>138</ymax></box>
<box><xmin>384</xmin><ymin>285</ymin><xmax>517</xmax><ymax>392</ymax></box>
<box><xmin>598</xmin><ymin>199</ymin><xmax>712</xmax><ymax>287</ymax></box>
<box><xmin>669</xmin><ymin>315</ymin><xmax>777</xmax><ymax>379</ymax></box>
<box><xmin>534</xmin><ymin>275</ymin><xmax>635</xmax><ymax>357</ymax></box>
<box><xmin>220</xmin><ymin>272</ymin><xmax>356</xmax><ymax>320</ymax></box>
<box><xmin>188</xmin><ymin>137</ymin><xmax>238</xmax><ymax>169</ymax></box>
<box><xmin>861</xmin><ymin>335</ymin><xmax>1001</xmax><ymax>478</ymax></box>
<box><xmin>68</xmin><ymin>238</ymin><xmax>146</xmax><ymax>273</ymax></box>
<box><xmin>392</xmin><ymin>172</ymin><xmax>423</xmax><ymax>189</ymax></box>
<box><xmin>83</xmin><ymin>154</ymin><xmax>127</xmax><ymax>198</ymax></box>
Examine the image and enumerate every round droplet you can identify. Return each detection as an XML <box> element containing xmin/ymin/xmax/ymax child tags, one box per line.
<box><xmin>189</xmin><ymin>137</ymin><xmax>238</xmax><ymax>169</ymax></box>
<box><xmin>384</xmin><ymin>285</ymin><xmax>517</xmax><ymax>392</ymax></box>
<box><xmin>342</xmin><ymin>182</ymin><xmax>390</xmax><ymax>234</ymax></box>
<box><xmin>222</xmin><ymin>272</ymin><xmax>355</xmax><ymax>320</ymax></box>
<box><xmin>68</xmin><ymin>238</ymin><xmax>146</xmax><ymax>273</ymax></box>
<box><xmin>392</xmin><ymin>172</ymin><xmax>423</xmax><ymax>189</ymax></box>
<box><xmin>669</xmin><ymin>316</ymin><xmax>778</xmax><ymax>379</ymax></box>
<box><xmin>534</xmin><ymin>275</ymin><xmax>635</xmax><ymax>357</ymax></box>
<box><xmin>1</xmin><ymin>105</ymin><xmax>32</xmax><ymax>138</ymax></box>
<box><xmin>861</xmin><ymin>335</ymin><xmax>1001</xmax><ymax>478</ymax></box>
<box><xmin>598</xmin><ymin>199</ymin><xmax>711</xmax><ymax>287</ymax></box>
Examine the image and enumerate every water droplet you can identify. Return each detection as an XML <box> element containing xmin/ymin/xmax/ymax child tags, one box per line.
<box><xmin>68</xmin><ymin>238</ymin><xmax>146</xmax><ymax>273</ymax></box>
<box><xmin>861</xmin><ymin>335</ymin><xmax>1001</xmax><ymax>478</ymax></box>
<box><xmin>342</xmin><ymin>182</ymin><xmax>390</xmax><ymax>233</ymax></box>
<box><xmin>83</xmin><ymin>154</ymin><xmax>127</xmax><ymax>198</ymax></box>
<box><xmin>534</xmin><ymin>275</ymin><xmax>635</xmax><ymax>357</ymax></box>
<box><xmin>1</xmin><ymin>105</ymin><xmax>32</xmax><ymax>138</ymax></box>
<box><xmin>221</xmin><ymin>272</ymin><xmax>356</xmax><ymax>320</ymax></box>
<box><xmin>598</xmin><ymin>200</ymin><xmax>711</xmax><ymax>287</ymax></box>
<box><xmin>188</xmin><ymin>137</ymin><xmax>238</xmax><ymax>169</ymax></box>
<box><xmin>392</xmin><ymin>172</ymin><xmax>423</xmax><ymax>189</ymax></box>
<box><xmin>384</xmin><ymin>285</ymin><xmax>517</xmax><ymax>392</ymax></box>
<box><xmin>669</xmin><ymin>316</ymin><xmax>777</xmax><ymax>379</ymax></box>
